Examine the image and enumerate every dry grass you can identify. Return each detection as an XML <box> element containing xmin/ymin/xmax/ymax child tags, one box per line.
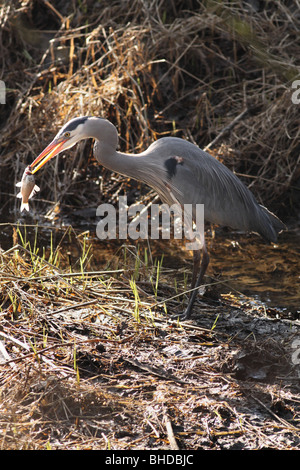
<box><xmin>0</xmin><ymin>0</ymin><xmax>300</xmax><ymax>451</ymax></box>
<box><xmin>1</xmin><ymin>0</ymin><xmax>300</xmax><ymax>218</ymax></box>
<box><xmin>0</xmin><ymin>226</ymin><xmax>299</xmax><ymax>450</ymax></box>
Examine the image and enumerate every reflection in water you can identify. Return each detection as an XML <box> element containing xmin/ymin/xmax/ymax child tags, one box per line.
<box><xmin>206</xmin><ymin>230</ymin><xmax>299</xmax><ymax>313</ymax></box>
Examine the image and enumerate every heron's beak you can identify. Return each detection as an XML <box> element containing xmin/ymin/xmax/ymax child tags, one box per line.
<box><xmin>30</xmin><ymin>138</ymin><xmax>67</xmax><ymax>174</ymax></box>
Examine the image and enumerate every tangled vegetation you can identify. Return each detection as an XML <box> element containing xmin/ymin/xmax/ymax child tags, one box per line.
<box><xmin>1</xmin><ymin>0</ymin><xmax>300</xmax><ymax>219</ymax></box>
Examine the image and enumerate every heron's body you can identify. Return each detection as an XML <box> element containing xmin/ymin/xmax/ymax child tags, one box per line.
<box><xmin>30</xmin><ymin>116</ymin><xmax>285</xmax><ymax>320</ymax></box>
<box><xmin>107</xmin><ymin>136</ymin><xmax>282</xmax><ymax>242</ymax></box>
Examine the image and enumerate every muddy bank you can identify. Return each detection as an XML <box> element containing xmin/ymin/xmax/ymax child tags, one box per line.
<box><xmin>0</xmin><ymin>222</ymin><xmax>299</xmax><ymax>449</ymax></box>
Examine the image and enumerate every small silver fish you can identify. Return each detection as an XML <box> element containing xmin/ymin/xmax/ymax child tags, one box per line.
<box><xmin>16</xmin><ymin>166</ymin><xmax>40</xmax><ymax>212</ymax></box>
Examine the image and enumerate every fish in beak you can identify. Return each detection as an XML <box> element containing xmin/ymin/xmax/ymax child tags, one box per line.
<box><xmin>30</xmin><ymin>137</ymin><xmax>67</xmax><ymax>174</ymax></box>
<box><xmin>16</xmin><ymin>166</ymin><xmax>40</xmax><ymax>212</ymax></box>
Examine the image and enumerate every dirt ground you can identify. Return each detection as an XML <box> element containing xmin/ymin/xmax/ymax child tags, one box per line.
<box><xmin>0</xmin><ymin>231</ymin><xmax>299</xmax><ymax>450</ymax></box>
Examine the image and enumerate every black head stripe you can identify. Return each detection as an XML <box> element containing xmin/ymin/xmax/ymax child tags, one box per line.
<box><xmin>62</xmin><ymin>117</ymin><xmax>89</xmax><ymax>133</ymax></box>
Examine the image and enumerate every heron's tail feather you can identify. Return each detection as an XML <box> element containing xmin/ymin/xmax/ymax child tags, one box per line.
<box><xmin>257</xmin><ymin>205</ymin><xmax>286</xmax><ymax>242</ymax></box>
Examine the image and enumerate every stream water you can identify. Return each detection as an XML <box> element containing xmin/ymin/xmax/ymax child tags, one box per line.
<box><xmin>204</xmin><ymin>229</ymin><xmax>299</xmax><ymax>315</ymax></box>
<box><xmin>0</xmin><ymin>222</ymin><xmax>299</xmax><ymax>316</ymax></box>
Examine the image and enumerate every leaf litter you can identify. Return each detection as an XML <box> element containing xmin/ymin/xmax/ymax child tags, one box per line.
<box><xmin>0</xmin><ymin>226</ymin><xmax>299</xmax><ymax>450</ymax></box>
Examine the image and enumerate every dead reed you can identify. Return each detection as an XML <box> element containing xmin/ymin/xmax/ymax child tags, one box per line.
<box><xmin>0</xmin><ymin>0</ymin><xmax>299</xmax><ymax>219</ymax></box>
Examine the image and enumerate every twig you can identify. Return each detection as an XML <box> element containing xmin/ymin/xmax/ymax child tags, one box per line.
<box><xmin>204</xmin><ymin>108</ymin><xmax>250</xmax><ymax>151</ymax></box>
<box><xmin>163</xmin><ymin>407</ymin><xmax>180</xmax><ymax>450</ymax></box>
<box><xmin>0</xmin><ymin>335</ymin><xmax>137</xmax><ymax>369</ymax></box>
<box><xmin>0</xmin><ymin>340</ymin><xmax>18</xmax><ymax>371</ymax></box>
<box><xmin>0</xmin><ymin>330</ymin><xmax>70</xmax><ymax>376</ymax></box>
<box><xmin>251</xmin><ymin>395</ymin><xmax>300</xmax><ymax>432</ymax></box>
<box><xmin>43</xmin><ymin>0</ymin><xmax>65</xmax><ymax>23</ymax></box>
<box><xmin>124</xmin><ymin>357</ymin><xmax>187</xmax><ymax>384</ymax></box>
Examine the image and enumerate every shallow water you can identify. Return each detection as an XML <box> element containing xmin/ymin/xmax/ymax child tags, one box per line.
<box><xmin>0</xmin><ymin>222</ymin><xmax>299</xmax><ymax>315</ymax></box>
<box><xmin>141</xmin><ymin>228</ymin><xmax>300</xmax><ymax>315</ymax></box>
<box><xmin>206</xmin><ymin>229</ymin><xmax>300</xmax><ymax>314</ymax></box>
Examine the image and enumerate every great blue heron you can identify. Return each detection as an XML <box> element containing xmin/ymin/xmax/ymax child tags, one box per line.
<box><xmin>29</xmin><ymin>116</ymin><xmax>285</xmax><ymax>320</ymax></box>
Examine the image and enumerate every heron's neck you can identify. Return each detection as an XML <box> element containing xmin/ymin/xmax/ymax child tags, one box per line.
<box><xmin>91</xmin><ymin>118</ymin><xmax>167</xmax><ymax>197</ymax></box>
<box><xmin>85</xmin><ymin>118</ymin><xmax>139</xmax><ymax>178</ymax></box>
<box><xmin>94</xmin><ymin>139</ymin><xmax>146</xmax><ymax>180</ymax></box>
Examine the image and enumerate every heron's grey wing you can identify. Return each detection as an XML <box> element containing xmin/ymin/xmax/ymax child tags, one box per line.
<box><xmin>151</xmin><ymin>138</ymin><xmax>284</xmax><ymax>242</ymax></box>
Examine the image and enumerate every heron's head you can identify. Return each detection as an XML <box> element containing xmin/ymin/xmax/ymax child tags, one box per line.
<box><xmin>30</xmin><ymin>117</ymin><xmax>94</xmax><ymax>174</ymax></box>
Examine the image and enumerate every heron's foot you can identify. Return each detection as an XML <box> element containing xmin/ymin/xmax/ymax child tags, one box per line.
<box><xmin>170</xmin><ymin>309</ymin><xmax>192</xmax><ymax>322</ymax></box>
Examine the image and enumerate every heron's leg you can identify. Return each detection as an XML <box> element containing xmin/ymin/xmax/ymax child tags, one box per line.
<box><xmin>183</xmin><ymin>245</ymin><xmax>209</xmax><ymax>320</ymax></box>
<box><xmin>191</xmin><ymin>249</ymin><xmax>201</xmax><ymax>290</ymax></box>
<box><xmin>172</xmin><ymin>242</ymin><xmax>210</xmax><ymax>321</ymax></box>
<box><xmin>191</xmin><ymin>250</ymin><xmax>201</xmax><ymax>289</ymax></box>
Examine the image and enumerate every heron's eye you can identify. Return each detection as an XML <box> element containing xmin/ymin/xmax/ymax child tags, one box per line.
<box><xmin>64</xmin><ymin>131</ymin><xmax>71</xmax><ymax>138</ymax></box>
